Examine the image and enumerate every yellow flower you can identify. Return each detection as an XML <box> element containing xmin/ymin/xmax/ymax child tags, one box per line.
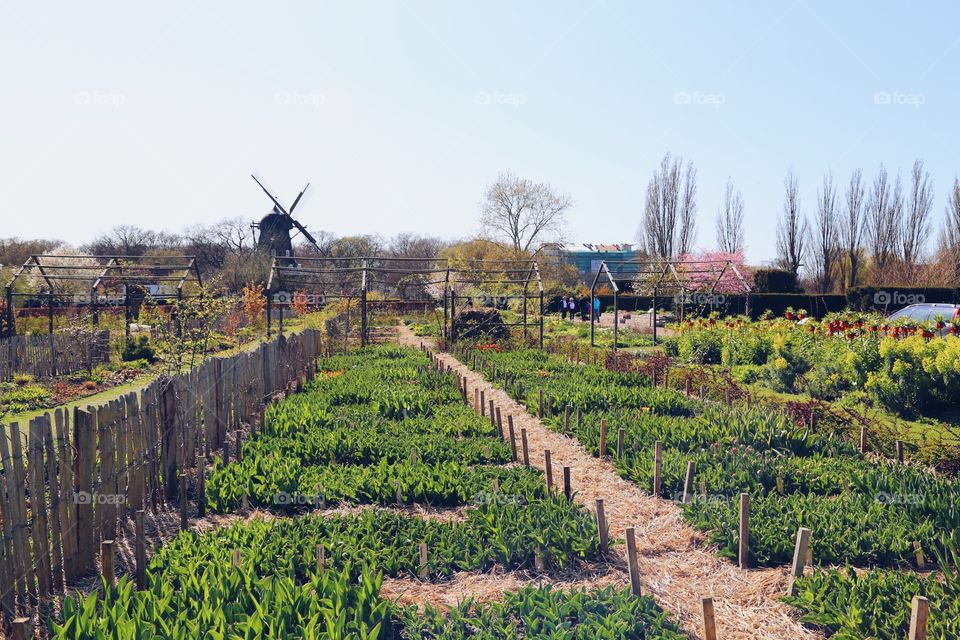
<box><xmin>774</xmin><ymin>357</ymin><xmax>789</xmax><ymax>370</ymax></box>
<box><xmin>641</xmin><ymin>406</ymin><xmax>650</xmax><ymax>413</ymax></box>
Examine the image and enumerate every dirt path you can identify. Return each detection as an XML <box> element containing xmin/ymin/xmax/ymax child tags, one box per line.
<box><xmin>397</xmin><ymin>325</ymin><xmax>818</xmax><ymax>640</ymax></box>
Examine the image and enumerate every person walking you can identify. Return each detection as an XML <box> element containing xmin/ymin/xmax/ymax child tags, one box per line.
<box><xmin>560</xmin><ymin>296</ymin><xmax>569</xmax><ymax>320</ymax></box>
<box><xmin>581</xmin><ymin>298</ymin><xmax>590</xmax><ymax>321</ymax></box>
<box><xmin>593</xmin><ymin>297</ymin><xmax>601</xmax><ymax>321</ymax></box>
<box><xmin>567</xmin><ymin>296</ymin><xmax>576</xmax><ymax>320</ymax></box>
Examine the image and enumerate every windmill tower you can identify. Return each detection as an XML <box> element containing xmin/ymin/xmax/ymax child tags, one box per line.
<box><xmin>250</xmin><ymin>174</ymin><xmax>322</xmax><ymax>264</ymax></box>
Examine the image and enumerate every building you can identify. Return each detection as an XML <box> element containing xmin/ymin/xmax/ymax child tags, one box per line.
<box><xmin>555</xmin><ymin>243</ymin><xmax>638</xmax><ymax>283</ymax></box>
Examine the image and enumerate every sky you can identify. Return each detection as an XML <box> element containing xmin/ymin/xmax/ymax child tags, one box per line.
<box><xmin>1</xmin><ymin>1</ymin><xmax>959</xmax><ymax>264</ymax></box>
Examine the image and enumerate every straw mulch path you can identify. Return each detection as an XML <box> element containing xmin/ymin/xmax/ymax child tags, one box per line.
<box><xmin>397</xmin><ymin>325</ymin><xmax>819</xmax><ymax>640</ymax></box>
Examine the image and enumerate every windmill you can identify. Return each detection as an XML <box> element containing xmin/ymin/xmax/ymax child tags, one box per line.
<box><xmin>250</xmin><ymin>174</ymin><xmax>322</xmax><ymax>263</ymax></box>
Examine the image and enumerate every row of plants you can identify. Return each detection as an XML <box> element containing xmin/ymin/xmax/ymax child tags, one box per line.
<box><xmin>55</xmin><ymin>562</ymin><xmax>683</xmax><ymax>639</ymax></box>
<box><xmin>459</xmin><ymin>340</ymin><xmax>960</xmax><ymax>638</ymax></box>
<box><xmin>786</xmin><ymin>533</ymin><xmax>960</xmax><ymax>639</ymax></box>
<box><xmin>665</xmin><ymin>312</ymin><xmax>960</xmax><ymax>418</ymax></box>
<box><xmin>50</xmin><ymin>343</ymin><xmax>686</xmax><ymax>638</ymax></box>
<box><xmin>207</xmin><ymin>345</ymin><xmax>606</xmax><ymax>572</ymax></box>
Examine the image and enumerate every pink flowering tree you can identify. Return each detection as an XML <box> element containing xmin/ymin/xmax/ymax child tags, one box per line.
<box><xmin>676</xmin><ymin>250</ymin><xmax>751</xmax><ymax>293</ymax></box>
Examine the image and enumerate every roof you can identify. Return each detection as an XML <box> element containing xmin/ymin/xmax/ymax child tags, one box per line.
<box><xmin>560</xmin><ymin>243</ymin><xmax>635</xmax><ymax>253</ymax></box>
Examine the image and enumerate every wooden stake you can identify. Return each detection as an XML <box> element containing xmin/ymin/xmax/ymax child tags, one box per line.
<box><xmin>521</xmin><ymin>428</ymin><xmax>530</xmax><ymax>466</ymax></box>
<box><xmin>508</xmin><ymin>416</ymin><xmax>518</xmax><ymax>461</ymax></box>
<box><xmin>653</xmin><ymin>441</ymin><xmax>663</xmax><ymax>497</ymax></box>
<box><xmin>563</xmin><ymin>466</ymin><xmax>571</xmax><ymax>500</ymax></box>
<box><xmin>180</xmin><ymin>472</ymin><xmax>188</xmax><ymax>531</ymax></box>
<box><xmin>786</xmin><ymin>527</ymin><xmax>812</xmax><ymax>596</ymax></box>
<box><xmin>534</xmin><ymin>546</ymin><xmax>545</xmax><ymax>572</ymax></box>
<box><xmin>495</xmin><ymin>407</ymin><xmax>503</xmax><ymax>440</ymax></box>
<box><xmin>859</xmin><ymin>426</ymin><xmax>868</xmax><ymax>453</ymax></box>
<box><xmin>232</xmin><ymin>548</ymin><xmax>242</xmax><ymax>568</ymax></box>
<box><xmin>599</xmin><ymin>419</ymin><xmax>607</xmax><ymax>458</ymax></box>
<box><xmin>480</xmin><ymin>390</ymin><xmax>485</xmax><ymax>416</ymax></box>
<box><xmin>410</xmin><ymin>446</ymin><xmax>418</xmax><ymax>465</ymax></box>
<box><xmin>617</xmin><ymin>428</ymin><xmax>625</xmax><ymax>458</ymax></box>
<box><xmin>576</xmin><ymin>407</ymin><xmax>583</xmax><ymax>429</ymax></box>
<box><xmin>474</xmin><ymin>388</ymin><xmax>479</xmax><ymax>413</ymax></box>
<box><xmin>738</xmin><ymin>493</ymin><xmax>750</xmax><ymax>569</ymax></box>
<box><xmin>544</xmin><ymin>450</ymin><xmax>553</xmax><ymax>491</ymax></box>
<box><xmin>625</xmin><ymin>527</ymin><xmax>641</xmax><ymax>596</ymax></box>
<box><xmin>914</xmin><ymin>541</ymin><xmax>926</xmax><ymax>568</ymax></box>
<box><xmin>701</xmin><ymin>597</ymin><xmax>717</xmax><ymax>640</ymax></box>
<box><xmin>909</xmin><ymin>595</ymin><xmax>929</xmax><ymax>640</ymax></box>
<box><xmin>896</xmin><ymin>439</ymin><xmax>904</xmax><ymax>463</ymax></box>
<box><xmin>538</xmin><ymin>388</ymin><xmax>544</xmax><ymax>418</ymax></box>
<box><xmin>418</xmin><ymin>542</ymin><xmax>429</xmax><ymax>579</ymax></box>
<box><xmin>10</xmin><ymin>618</ymin><xmax>30</xmax><ymax>640</ymax></box>
<box><xmin>563</xmin><ymin>405</ymin><xmax>570</xmax><ymax>433</ymax></box>
<box><xmin>101</xmin><ymin>540</ymin><xmax>115</xmax><ymax>590</ymax></box>
<box><xmin>317</xmin><ymin>544</ymin><xmax>326</xmax><ymax>572</ymax></box>
<box><xmin>135</xmin><ymin>510</ymin><xmax>147</xmax><ymax>589</ymax></box>
<box><xmin>595</xmin><ymin>499</ymin><xmax>608</xmax><ymax>555</ymax></box>
<box><xmin>682</xmin><ymin>460</ymin><xmax>696</xmax><ymax>504</ymax></box>
<box><xmin>489</xmin><ymin>400</ymin><xmax>496</xmax><ymax>428</ymax></box>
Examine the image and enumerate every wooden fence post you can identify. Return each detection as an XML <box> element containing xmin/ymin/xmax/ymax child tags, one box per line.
<box><xmin>625</xmin><ymin>527</ymin><xmax>641</xmax><ymax>596</ymax></box>
<box><xmin>653</xmin><ymin>441</ymin><xmax>663</xmax><ymax>497</ymax></box>
<box><xmin>617</xmin><ymin>428</ymin><xmax>625</xmax><ymax>458</ymax></box>
<box><xmin>786</xmin><ymin>527</ymin><xmax>812</xmax><ymax>596</ymax></box>
<box><xmin>101</xmin><ymin>540</ymin><xmax>115</xmax><ymax>590</ymax></box>
<box><xmin>682</xmin><ymin>460</ymin><xmax>696</xmax><ymax>504</ymax></box>
<box><xmin>544</xmin><ymin>450</ymin><xmax>553</xmax><ymax>491</ymax></box>
<box><xmin>418</xmin><ymin>542</ymin><xmax>429</xmax><ymax>580</ymax></box>
<box><xmin>563</xmin><ymin>466</ymin><xmax>571</xmax><ymax>500</ymax></box>
<box><xmin>599</xmin><ymin>419</ymin><xmax>607</xmax><ymax>458</ymax></box>
<box><xmin>538</xmin><ymin>388</ymin><xmax>544</xmax><ymax>418</ymax></box>
<box><xmin>595</xmin><ymin>499</ymin><xmax>608</xmax><ymax>555</ymax></box>
<box><xmin>701</xmin><ymin>597</ymin><xmax>717</xmax><ymax>640</ymax></box>
<box><xmin>135</xmin><ymin>510</ymin><xmax>147</xmax><ymax>589</ymax></box>
<box><xmin>739</xmin><ymin>493</ymin><xmax>750</xmax><ymax>569</ymax></box>
<box><xmin>521</xmin><ymin>428</ymin><xmax>530</xmax><ymax>467</ymax></box>
<box><xmin>909</xmin><ymin>595</ymin><xmax>929</xmax><ymax>640</ymax></box>
<box><xmin>11</xmin><ymin>618</ymin><xmax>30</xmax><ymax>640</ymax></box>
<box><xmin>859</xmin><ymin>426</ymin><xmax>868</xmax><ymax>453</ymax></box>
<box><xmin>896</xmin><ymin>440</ymin><xmax>904</xmax><ymax>463</ymax></box>
<box><xmin>508</xmin><ymin>416</ymin><xmax>517</xmax><ymax>461</ymax></box>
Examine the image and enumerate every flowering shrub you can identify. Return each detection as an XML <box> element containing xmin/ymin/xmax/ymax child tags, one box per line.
<box><xmin>669</xmin><ymin>312</ymin><xmax>960</xmax><ymax>415</ymax></box>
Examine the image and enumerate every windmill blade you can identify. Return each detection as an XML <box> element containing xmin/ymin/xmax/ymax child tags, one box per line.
<box><xmin>289</xmin><ymin>183</ymin><xmax>310</xmax><ymax>213</ymax></box>
<box><xmin>289</xmin><ymin>217</ymin><xmax>321</xmax><ymax>251</ymax></box>
<box><xmin>251</xmin><ymin>174</ymin><xmax>290</xmax><ymax>216</ymax></box>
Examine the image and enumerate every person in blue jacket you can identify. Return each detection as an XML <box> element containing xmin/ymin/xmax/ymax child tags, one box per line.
<box><xmin>592</xmin><ymin>297</ymin><xmax>601</xmax><ymax>320</ymax></box>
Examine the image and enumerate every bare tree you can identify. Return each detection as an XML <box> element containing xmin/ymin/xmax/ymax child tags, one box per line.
<box><xmin>813</xmin><ymin>172</ymin><xmax>839</xmax><ymax>293</ymax></box>
<box><xmin>480</xmin><ymin>171</ymin><xmax>572</xmax><ymax>254</ymax></box>
<box><xmin>865</xmin><ymin>164</ymin><xmax>903</xmax><ymax>276</ymax></box>
<box><xmin>902</xmin><ymin>159</ymin><xmax>934</xmax><ymax>269</ymax></box>
<box><xmin>840</xmin><ymin>168</ymin><xmax>865</xmax><ymax>288</ymax></box>
<box><xmin>81</xmin><ymin>224</ymin><xmax>182</xmax><ymax>256</ymax></box>
<box><xmin>715</xmin><ymin>177</ymin><xmax>745</xmax><ymax>253</ymax></box>
<box><xmin>775</xmin><ymin>171</ymin><xmax>808</xmax><ymax>276</ymax></box>
<box><xmin>640</xmin><ymin>153</ymin><xmax>698</xmax><ymax>259</ymax></box>
<box><xmin>940</xmin><ymin>177</ymin><xmax>960</xmax><ymax>284</ymax></box>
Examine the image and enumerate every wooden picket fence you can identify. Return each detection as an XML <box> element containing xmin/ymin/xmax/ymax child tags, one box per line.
<box><xmin>0</xmin><ymin>331</ymin><xmax>110</xmax><ymax>381</ymax></box>
<box><xmin>0</xmin><ymin>329</ymin><xmax>322</xmax><ymax>626</ymax></box>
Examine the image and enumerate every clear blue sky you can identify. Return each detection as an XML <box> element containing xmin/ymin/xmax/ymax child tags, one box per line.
<box><xmin>2</xmin><ymin>1</ymin><xmax>958</xmax><ymax>264</ymax></box>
